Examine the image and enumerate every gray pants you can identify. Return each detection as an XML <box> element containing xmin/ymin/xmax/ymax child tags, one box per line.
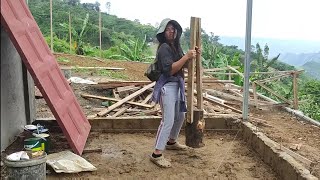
<box><xmin>154</xmin><ymin>82</ymin><xmax>185</xmax><ymax>151</ymax></box>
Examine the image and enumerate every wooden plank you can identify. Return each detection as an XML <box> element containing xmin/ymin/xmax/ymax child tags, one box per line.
<box><xmin>60</xmin><ymin>66</ymin><xmax>125</xmax><ymax>71</ymax></box>
<box><xmin>88</xmin><ymin>116</ymin><xmax>162</xmax><ymax>120</ymax></box>
<box><xmin>195</xmin><ymin>18</ymin><xmax>203</xmax><ymax>110</ymax></box>
<box><xmin>141</xmin><ymin>92</ymin><xmax>153</xmax><ymax>104</ymax></box>
<box><xmin>97</xmin><ymin>82</ymin><xmax>156</xmax><ymax>116</ymax></box>
<box><xmin>292</xmin><ymin>72</ymin><xmax>298</xmax><ymax>110</ymax></box>
<box><xmin>91</xmin><ymin>81</ymin><xmax>151</xmax><ymax>89</ymax></box>
<box><xmin>255</xmin><ymin>81</ymin><xmax>292</xmax><ymax>105</ymax></box>
<box><xmin>187</xmin><ymin>17</ymin><xmax>197</xmax><ymax>123</ymax></box>
<box><xmin>112</xmin><ymin>107</ymin><xmax>127</xmax><ymax>117</ymax></box>
<box><xmin>203</xmin><ymin>66</ymin><xmax>240</xmax><ymax>72</ymax></box>
<box><xmin>81</xmin><ymin>93</ymin><xmax>153</xmax><ymax>108</ymax></box>
<box><xmin>203</xmin><ymin>96</ymin><xmax>242</xmax><ymax>114</ymax></box>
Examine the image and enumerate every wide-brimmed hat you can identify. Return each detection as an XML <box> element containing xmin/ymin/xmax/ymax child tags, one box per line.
<box><xmin>156</xmin><ymin>18</ymin><xmax>182</xmax><ymax>43</ymax></box>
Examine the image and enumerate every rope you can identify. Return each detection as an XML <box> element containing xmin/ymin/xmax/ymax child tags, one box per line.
<box><xmin>215</xmin><ymin>129</ymin><xmax>241</xmax><ymax>173</ymax></box>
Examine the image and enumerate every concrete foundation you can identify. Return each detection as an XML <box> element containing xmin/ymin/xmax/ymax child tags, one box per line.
<box><xmin>1</xmin><ymin>26</ymin><xmax>35</xmax><ymax>151</ymax></box>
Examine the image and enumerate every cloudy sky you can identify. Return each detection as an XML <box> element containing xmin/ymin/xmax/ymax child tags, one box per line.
<box><xmin>80</xmin><ymin>0</ymin><xmax>320</xmax><ymax>41</ymax></box>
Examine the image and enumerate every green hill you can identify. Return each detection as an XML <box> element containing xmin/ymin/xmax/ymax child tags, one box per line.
<box><xmin>302</xmin><ymin>61</ymin><xmax>320</xmax><ymax>80</ymax></box>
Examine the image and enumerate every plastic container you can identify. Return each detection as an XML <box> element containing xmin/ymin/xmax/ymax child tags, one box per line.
<box><xmin>24</xmin><ymin>137</ymin><xmax>42</xmax><ymax>152</ymax></box>
<box><xmin>4</xmin><ymin>152</ymin><xmax>47</xmax><ymax>180</ymax></box>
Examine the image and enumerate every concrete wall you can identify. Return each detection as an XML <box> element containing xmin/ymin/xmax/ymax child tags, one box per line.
<box><xmin>1</xmin><ymin>26</ymin><xmax>35</xmax><ymax>151</ymax></box>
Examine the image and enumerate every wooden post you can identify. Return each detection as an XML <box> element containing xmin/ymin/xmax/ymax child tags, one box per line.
<box><xmin>50</xmin><ymin>0</ymin><xmax>53</xmax><ymax>52</ymax></box>
<box><xmin>253</xmin><ymin>82</ymin><xmax>258</xmax><ymax>108</ymax></box>
<box><xmin>185</xmin><ymin>17</ymin><xmax>204</xmax><ymax>148</ymax></box>
<box><xmin>186</xmin><ymin>17</ymin><xmax>196</xmax><ymax>124</ymax></box>
<box><xmin>99</xmin><ymin>11</ymin><xmax>102</xmax><ymax>57</ymax></box>
<box><xmin>293</xmin><ymin>72</ymin><xmax>298</xmax><ymax>109</ymax></box>
<box><xmin>69</xmin><ymin>12</ymin><xmax>72</xmax><ymax>53</ymax></box>
<box><xmin>185</xmin><ymin>109</ymin><xmax>205</xmax><ymax>148</ymax></box>
<box><xmin>195</xmin><ymin>18</ymin><xmax>203</xmax><ymax>110</ymax></box>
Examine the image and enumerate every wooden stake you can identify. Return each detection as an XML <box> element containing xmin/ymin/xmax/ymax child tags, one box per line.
<box><xmin>99</xmin><ymin>10</ymin><xmax>102</xmax><ymax>57</ymax></box>
<box><xmin>69</xmin><ymin>12</ymin><xmax>72</xmax><ymax>53</ymax></box>
<box><xmin>50</xmin><ymin>0</ymin><xmax>53</xmax><ymax>52</ymax></box>
<box><xmin>293</xmin><ymin>72</ymin><xmax>298</xmax><ymax>110</ymax></box>
<box><xmin>253</xmin><ymin>82</ymin><xmax>258</xmax><ymax>108</ymax></box>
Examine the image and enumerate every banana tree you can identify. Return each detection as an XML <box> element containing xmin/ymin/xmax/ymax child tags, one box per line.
<box><xmin>109</xmin><ymin>35</ymin><xmax>153</xmax><ymax>61</ymax></box>
<box><xmin>60</xmin><ymin>13</ymin><xmax>89</xmax><ymax>55</ymax></box>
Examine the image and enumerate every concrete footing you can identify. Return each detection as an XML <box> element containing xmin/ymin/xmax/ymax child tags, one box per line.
<box><xmin>35</xmin><ymin>116</ymin><xmax>318</xmax><ymax>179</ymax></box>
<box><xmin>241</xmin><ymin>121</ymin><xmax>317</xmax><ymax>180</ymax></box>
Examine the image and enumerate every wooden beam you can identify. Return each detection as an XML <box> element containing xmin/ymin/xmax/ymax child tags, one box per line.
<box><xmin>195</xmin><ymin>18</ymin><xmax>203</xmax><ymax>110</ymax></box>
<box><xmin>203</xmin><ymin>96</ymin><xmax>242</xmax><ymax>114</ymax></box>
<box><xmin>141</xmin><ymin>92</ymin><xmax>153</xmax><ymax>104</ymax></box>
<box><xmin>255</xmin><ymin>81</ymin><xmax>292</xmax><ymax>105</ymax></box>
<box><xmin>187</xmin><ymin>17</ymin><xmax>197</xmax><ymax>123</ymax></box>
<box><xmin>81</xmin><ymin>93</ymin><xmax>153</xmax><ymax>108</ymax></box>
<box><xmin>50</xmin><ymin>0</ymin><xmax>53</xmax><ymax>52</ymax></box>
<box><xmin>112</xmin><ymin>107</ymin><xmax>127</xmax><ymax>117</ymax></box>
<box><xmin>61</xmin><ymin>66</ymin><xmax>125</xmax><ymax>70</ymax></box>
<box><xmin>88</xmin><ymin>116</ymin><xmax>162</xmax><ymax>120</ymax></box>
<box><xmin>227</xmin><ymin>65</ymin><xmax>244</xmax><ymax>78</ymax></box>
<box><xmin>203</xmin><ymin>66</ymin><xmax>240</xmax><ymax>72</ymax></box>
<box><xmin>256</xmin><ymin>73</ymin><xmax>291</xmax><ymax>84</ymax></box>
<box><xmin>97</xmin><ymin>82</ymin><xmax>156</xmax><ymax>116</ymax></box>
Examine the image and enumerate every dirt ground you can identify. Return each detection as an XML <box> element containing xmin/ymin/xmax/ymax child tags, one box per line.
<box><xmin>2</xmin><ymin>53</ymin><xmax>319</xmax><ymax>179</ymax></box>
<box><xmin>43</xmin><ymin>53</ymin><xmax>320</xmax><ymax>177</ymax></box>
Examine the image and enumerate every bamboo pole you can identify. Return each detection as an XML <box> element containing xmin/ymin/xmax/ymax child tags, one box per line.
<box><xmin>99</xmin><ymin>11</ymin><xmax>102</xmax><ymax>57</ymax></box>
<box><xmin>50</xmin><ymin>0</ymin><xmax>53</xmax><ymax>52</ymax></box>
<box><xmin>293</xmin><ymin>72</ymin><xmax>298</xmax><ymax>109</ymax></box>
<box><xmin>69</xmin><ymin>12</ymin><xmax>72</xmax><ymax>53</ymax></box>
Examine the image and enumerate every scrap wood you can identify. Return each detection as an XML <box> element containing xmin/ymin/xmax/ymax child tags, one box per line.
<box><xmin>141</xmin><ymin>93</ymin><xmax>153</xmax><ymax>104</ymax></box>
<box><xmin>60</xmin><ymin>66</ymin><xmax>125</xmax><ymax>71</ymax></box>
<box><xmin>112</xmin><ymin>107</ymin><xmax>127</xmax><ymax>117</ymax></box>
<box><xmin>116</xmin><ymin>85</ymin><xmax>140</xmax><ymax>93</ymax></box>
<box><xmin>83</xmin><ymin>148</ymin><xmax>102</xmax><ymax>153</ymax></box>
<box><xmin>97</xmin><ymin>82</ymin><xmax>156</xmax><ymax>116</ymax></box>
<box><xmin>206</xmin><ymin>89</ymin><xmax>269</xmax><ymax>106</ymax></box>
<box><xmin>203</xmin><ymin>95</ymin><xmax>242</xmax><ymax>114</ymax></box>
<box><xmin>91</xmin><ymin>81</ymin><xmax>151</xmax><ymax>89</ymax></box>
<box><xmin>203</xmin><ymin>66</ymin><xmax>240</xmax><ymax>72</ymax></box>
<box><xmin>88</xmin><ymin>116</ymin><xmax>162</xmax><ymax>121</ymax></box>
<box><xmin>81</xmin><ymin>93</ymin><xmax>153</xmax><ymax>108</ymax></box>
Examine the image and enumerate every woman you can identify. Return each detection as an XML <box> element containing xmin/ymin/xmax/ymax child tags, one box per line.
<box><xmin>150</xmin><ymin>18</ymin><xmax>199</xmax><ymax>168</ymax></box>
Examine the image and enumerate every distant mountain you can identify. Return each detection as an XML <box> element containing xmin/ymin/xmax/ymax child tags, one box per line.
<box><xmin>219</xmin><ymin>36</ymin><xmax>320</xmax><ymax>58</ymax></box>
<box><xmin>280</xmin><ymin>52</ymin><xmax>320</xmax><ymax>67</ymax></box>
<box><xmin>301</xmin><ymin>61</ymin><xmax>320</xmax><ymax>80</ymax></box>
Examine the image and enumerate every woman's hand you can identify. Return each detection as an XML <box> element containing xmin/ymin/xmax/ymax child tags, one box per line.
<box><xmin>185</xmin><ymin>49</ymin><xmax>197</xmax><ymax>60</ymax></box>
<box><xmin>185</xmin><ymin>46</ymin><xmax>201</xmax><ymax>60</ymax></box>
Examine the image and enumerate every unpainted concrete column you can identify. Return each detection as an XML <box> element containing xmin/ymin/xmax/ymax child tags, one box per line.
<box><xmin>1</xmin><ymin>26</ymin><xmax>35</xmax><ymax>151</ymax></box>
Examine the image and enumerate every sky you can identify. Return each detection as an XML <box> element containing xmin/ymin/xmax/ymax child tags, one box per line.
<box><xmin>80</xmin><ymin>0</ymin><xmax>320</xmax><ymax>42</ymax></box>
